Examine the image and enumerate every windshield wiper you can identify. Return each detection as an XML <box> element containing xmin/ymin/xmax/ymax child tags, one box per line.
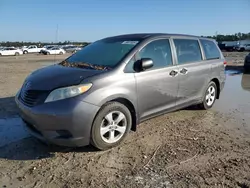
<box><xmin>59</xmin><ymin>61</ymin><xmax>112</xmax><ymax>70</ymax></box>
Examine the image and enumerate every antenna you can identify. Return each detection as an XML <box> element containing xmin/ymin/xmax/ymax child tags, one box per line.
<box><xmin>54</xmin><ymin>24</ymin><xmax>59</xmax><ymax>63</ymax></box>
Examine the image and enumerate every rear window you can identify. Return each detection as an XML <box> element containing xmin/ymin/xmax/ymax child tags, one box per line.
<box><xmin>200</xmin><ymin>39</ymin><xmax>221</xmax><ymax>60</ymax></box>
<box><xmin>173</xmin><ymin>39</ymin><xmax>202</xmax><ymax>64</ymax></box>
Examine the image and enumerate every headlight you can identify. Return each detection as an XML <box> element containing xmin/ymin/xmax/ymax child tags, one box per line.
<box><xmin>44</xmin><ymin>83</ymin><xmax>92</xmax><ymax>103</ymax></box>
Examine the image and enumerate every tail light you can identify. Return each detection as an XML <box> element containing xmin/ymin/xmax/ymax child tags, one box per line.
<box><xmin>223</xmin><ymin>61</ymin><xmax>227</xmax><ymax>67</ymax></box>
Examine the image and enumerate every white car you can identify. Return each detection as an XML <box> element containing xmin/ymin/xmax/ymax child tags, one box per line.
<box><xmin>0</xmin><ymin>47</ymin><xmax>23</xmax><ymax>56</ymax></box>
<box><xmin>22</xmin><ymin>45</ymin><xmax>45</xmax><ymax>54</ymax></box>
<box><xmin>43</xmin><ymin>47</ymin><xmax>66</xmax><ymax>55</ymax></box>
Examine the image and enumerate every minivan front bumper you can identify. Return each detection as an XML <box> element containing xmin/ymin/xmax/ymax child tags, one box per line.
<box><xmin>15</xmin><ymin>95</ymin><xmax>100</xmax><ymax>147</ymax></box>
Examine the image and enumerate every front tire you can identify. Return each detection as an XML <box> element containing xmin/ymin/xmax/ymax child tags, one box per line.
<box><xmin>23</xmin><ymin>50</ymin><xmax>28</xmax><ymax>54</ymax></box>
<box><xmin>15</xmin><ymin>52</ymin><xmax>20</xmax><ymax>56</ymax></box>
<box><xmin>91</xmin><ymin>102</ymin><xmax>132</xmax><ymax>150</ymax></box>
<box><xmin>244</xmin><ymin>65</ymin><xmax>250</xmax><ymax>72</ymax></box>
<box><xmin>199</xmin><ymin>81</ymin><xmax>217</xmax><ymax>110</ymax></box>
<box><xmin>240</xmin><ymin>48</ymin><xmax>245</xmax><ymax>52</ymax></box>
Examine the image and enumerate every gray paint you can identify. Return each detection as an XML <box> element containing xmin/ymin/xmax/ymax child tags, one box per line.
<box><xmin>15</xmin><ymin>33</ymin><xmax>226</xmax><ymax>147</ymax></box>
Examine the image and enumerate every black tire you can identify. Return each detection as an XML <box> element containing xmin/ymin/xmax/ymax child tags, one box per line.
<box><xmin>91</xmin><ymin>102</ymin><xmax>132</xmax><ymax>150</ymax></box>
<box><xmin>240</xmin><ymin>48</ymin><xmax>245</xmax><ymax>52</ymax></box>
<box><xmin>47</xmin><ymin>52</ymin><xmax>50</xmax><ymax>55</ymax></box>
<box><xmin>198</xmin><ymin>81</ymin><xmax>217</xmax><ymax>110</ymax></box>
<box><xmin>244</xmin><ymin>65</ymin><xmax>250</xmax><ymax>72</ymax></box>
<box><xmin>0</xmin><ymin>53</ymin><xmax>2</xmax><ymax>56</ymax></box>
<box><xmin>23</xmin><ymin>50</ymin><xmax>28</xmax><ymax>54</ymax></box>
<box><xmin>15</xmin><ymin>52</ymin><xmax>19</xmax><ymax>56</ymax></box>
<box><xmin>59</xmin><ymin>51</ymin><xmax>63</xmax><ymax>55</ymax></box>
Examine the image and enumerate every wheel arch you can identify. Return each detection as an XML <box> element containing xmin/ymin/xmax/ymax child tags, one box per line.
<box><xmin>109</xmin><ymin>98</ymin><xmax>137</xmax><ymax>132</ymax></box>
<box><xmin>210</xmin><ymin>78</ymin><xmax>220</xmax><ymax>99</ymax></box>
<box><xmin>94</xmin><ymin>96</ymin><xmax>138</xmax><ymax>132</ymax></box>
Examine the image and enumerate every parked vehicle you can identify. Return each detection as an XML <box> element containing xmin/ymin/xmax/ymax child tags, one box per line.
<box><xmin>222</xmin><ymin>41</ymin><xmax>237</xmax><ymax>52</ymax></box>
<box><xmin>22</xmin><ymin>45</ymin><xmax>45</xmax><ymax>54</ymax></box>
<box><xmin>15</xmin><ymin>33</ymin><xmax>226</xmax><ymax>150</ymax></box>
<box><xmin>235</xmin><ymin>39</ymin><xmax>250</xmax><ymax>52</ymax></box>
<box><xmin>40</xmin><ymin>45</ymin><xmax>58</xmax><ymax>54</ymax></box>
<box><xmin>244</xmin><ymin>53</ymin><xmax>250</xmax><ymax>71</ymax></box>
<box><xmin>0</xmin><ymin>47</ymin><xmax>23</xmax><ymax>56</ymax></box>
<box><xmin>217</xmin><ymin>43</ymin><xmax>226</xmax><ymax>51</ymax></box>
<box><xmin>43</xmin><ymin>47</ymin><xmax>66</xmax><ymax>55</ymax></box>
<box><xmin>63</xmin><ymin>45</ymin><xmax>82</xmax><ymax>53</ymax></box>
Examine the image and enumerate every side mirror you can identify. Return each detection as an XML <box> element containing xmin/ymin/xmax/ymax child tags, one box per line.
<box><xmin>134</xmin><ymin>58</ymin><xmax>154</xmax><ymax>72</ymax></box>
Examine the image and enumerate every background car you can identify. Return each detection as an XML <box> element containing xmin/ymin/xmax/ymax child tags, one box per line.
<box><xmin>222</xmin><ymin>41</ymin><xmax>237</xmax><ymax>52</ymax></box>
<box><xmin>40</xmin><ymin>45</ymin><xmax>58</xmax><ymax>54</ymax></box>
<box><xmin>43</xmin><ymin>47</ymin><xmax>66</xmax><ymax>55</ymax></box>
<box><xmin>22</xmin><ymin>45</ymin><xmax>45</xmax><ymax>54</ymax></box>
<box><xmin>63</xmin><ymin>45</ymin><xmax>82</xmax><ymax>53</ymax></box>
<box><xmin>236</xmin><ymin>40</ymin><xmax>250</xmax><ymax>52</ymax></box>
<box><xmin>0</xmin><ymin>47</ymin><xmax>23</xmax><ymax>56</ymax></box>
<box><xmin>244</xmin><ymin>53</ymin><xmax>250</xmax><ymax>71</ymax></box>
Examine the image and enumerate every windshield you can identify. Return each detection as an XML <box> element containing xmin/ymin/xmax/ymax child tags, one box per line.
<box><xmin>62</xmin><ymin>38</ymin><xmax>141</xmax><ymax>68</ymax></box>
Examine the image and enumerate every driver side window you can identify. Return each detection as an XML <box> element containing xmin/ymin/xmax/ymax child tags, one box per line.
<box><xmin>124</xmin><ymin>39</ymin><xmax>173</xmax><ymax>73</ymax></box>
<box><xmin>137</xmin><ymin>39</ymin><xmax>173</xmax><ymax>70</ymax></box>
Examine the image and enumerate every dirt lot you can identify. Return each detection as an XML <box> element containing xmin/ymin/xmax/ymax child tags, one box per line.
<box><xmin>0</xmin><ymin>52</ymin><xmax>250</xmax><ymax>188</ymax></box>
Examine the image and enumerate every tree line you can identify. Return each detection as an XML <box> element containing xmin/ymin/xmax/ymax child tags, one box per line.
<box><xmin>1</xmin><ymin>32</ymin><xmax>250</xmax><ymax>47</ymax></box>
<box><xmin>202</xmin><ymin>32</ymin><xmax>250</xmax><ymax>43</ymax></box>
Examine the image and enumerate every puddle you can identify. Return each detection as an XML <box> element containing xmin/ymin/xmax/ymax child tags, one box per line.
<box><xmin>0</xmin><ymin>117</ymin><xmax>29</xmax><ymax>147</ymax></box>
<box><xmin>213</xmin><ymin>70</ymin><xmax>250</xmax><ymax>125</ymax></box>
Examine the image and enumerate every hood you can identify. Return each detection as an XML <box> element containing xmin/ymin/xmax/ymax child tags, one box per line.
<box><xmin>24</xmin><ymin>64</ymin><xmax>105</xmax><ymax>90</ymax></box>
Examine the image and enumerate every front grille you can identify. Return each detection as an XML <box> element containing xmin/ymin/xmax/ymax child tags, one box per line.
<box><xmin>19</xmin><ymin>89</ymin><xmax>49</xmax><ymax>107</ymax></box>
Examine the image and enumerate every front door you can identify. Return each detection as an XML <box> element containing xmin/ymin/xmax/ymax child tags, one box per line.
<box><xmin>172</xmin><ymin>38</ymin><xmax>210</xmax><ymax>107</ymax></box>
<box><xmin>134</xmin><ymin>38</ymin><xmax>179</xmax><ymax>120</ymax></box>
<box><xmin>28</xmin><ymin>46</ymin><xmax>36</xmax><ymax>53</ymax></box>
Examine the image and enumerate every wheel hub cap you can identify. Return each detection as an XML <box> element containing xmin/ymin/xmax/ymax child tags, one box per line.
<box><xmin>100</xmin><ymin>111</ymin><xmax>127</xmax><ymax>144</ymax></box>
<box><xmin>206</xmin><ymin>86</ymin><xmax>215</xmax><ymax>106</ymax></box>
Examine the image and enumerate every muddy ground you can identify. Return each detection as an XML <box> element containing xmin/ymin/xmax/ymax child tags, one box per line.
<box><xmin>0</xmin><ymin>52</ymin><xmax>250</xmax><ymax>188</ymax></box>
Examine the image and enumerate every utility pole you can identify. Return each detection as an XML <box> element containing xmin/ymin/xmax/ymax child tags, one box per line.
<box><xmin>54</xmin><ymin>24</ymin><xmax>59</xmax><ymax>63</ymax></box>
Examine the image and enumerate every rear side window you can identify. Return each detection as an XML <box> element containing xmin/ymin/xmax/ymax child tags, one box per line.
<box><xmin>200</xmin><ymin>39</ymin><xmax>221</xmax><ymax>60</ymax></box>
<box><xmin>173</xmin><ymin>39</ymin><xmax>202</xmax><ymax>64</ymax></box>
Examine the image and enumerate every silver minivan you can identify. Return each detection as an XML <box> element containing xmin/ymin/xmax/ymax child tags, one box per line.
<box><xmin>15</xmin><ymin>33</ymin><xmax>226</xmax><ymax>150</ymax></box>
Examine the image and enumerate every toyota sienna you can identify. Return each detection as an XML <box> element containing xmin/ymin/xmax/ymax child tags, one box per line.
<box><xmin>15</xmin><ymin>33</ymin><xmax>226</xmax><ymax>150</ymax></box>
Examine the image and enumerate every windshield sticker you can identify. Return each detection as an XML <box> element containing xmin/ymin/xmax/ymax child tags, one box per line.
<box><xmin>122</xmin><ymin>41</ymin><xmax>139</xmax><ymax>45</ymax></box>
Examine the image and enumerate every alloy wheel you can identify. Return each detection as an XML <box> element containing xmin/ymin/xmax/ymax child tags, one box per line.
<box><xmin>206</xmin><ymin>85</ymin><xmax>216</xmax><ymax>106</ymax></box>
<box><xmin>100</xmin><ymin>111</ymin><xmax>127</xmax><ymax>144</ymax></box>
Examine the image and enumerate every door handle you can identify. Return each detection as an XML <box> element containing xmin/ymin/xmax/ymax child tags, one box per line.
<box><xmin>169</xmin><ymin>70</ymin><xmax>178</xmax><ymax>77</ymax></box>
<box><xmin>180</xmin><ymin>68</ymin><xmax>188</xmax><ymax>74</ymax></box>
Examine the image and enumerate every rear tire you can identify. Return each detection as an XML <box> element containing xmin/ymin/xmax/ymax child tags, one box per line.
<box><xmin>23</xmin><ymin>50</ymin><xmax>28</xmax><ymax>54</ymax></box>
<box><xmin>0</xmin><ymin>53</ymin><xmax>2</xmax><ymax>56</ymax></box>
<box><xmin>240</xmin><ymin>48</ymin><xmax>245</xmax><ymax>52</ymax></box>
<box><xmin>46</xmin><ymin>52</ymin><xmax>50</xmax><ymax>55</ymax></box>
<box><xmin>59</xmin><ymin>51</ymin><xmax>63</xmax><ymax>55</ymax></box>
<box><xmin>198</xmin><ymin>81</ymin><xmax>217</xmax><ymax>110</ymax></box>
<box><xmin>91</xmin><ymin>102</ymin><xmax>132</xmax><ymax>151</ymax></box>
<box><xmin>15</xmin><ymin>52</ymin><xmax>19</xmax><ymax>56</ymax></box>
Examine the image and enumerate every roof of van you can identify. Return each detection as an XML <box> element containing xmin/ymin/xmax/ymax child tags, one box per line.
<box><xmin>103</xmin><ymin>33</ymin><xmax>213</xmax><ymax>40</ymax></box>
